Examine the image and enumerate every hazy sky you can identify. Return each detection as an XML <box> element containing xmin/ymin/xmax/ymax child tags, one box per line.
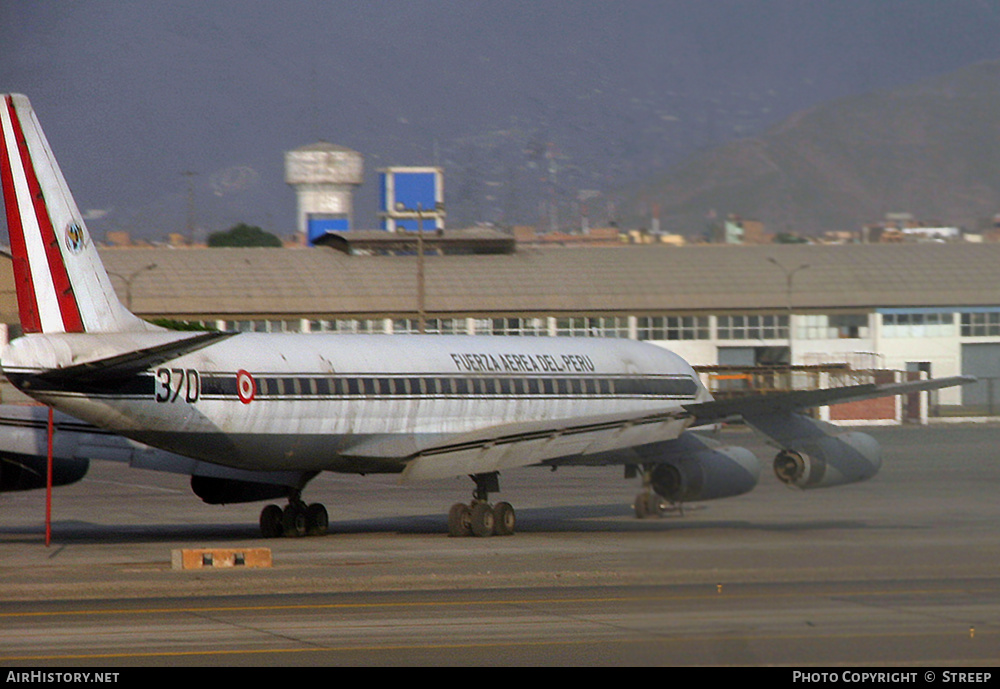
<box><xmin>4</xmin><ymin>1</ymin><xmax>1000</xmax><ymax>239</ymax></box>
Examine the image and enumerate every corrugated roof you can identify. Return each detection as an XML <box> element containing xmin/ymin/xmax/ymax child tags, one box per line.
<box><xmin>90</xmin><ymin>243</ymin><xmax>1000</xmax><ymax>319</ymax></box>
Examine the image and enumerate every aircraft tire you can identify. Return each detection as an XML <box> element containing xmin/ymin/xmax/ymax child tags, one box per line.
<box><xmin>448</xmin><ymin>502</ymin><xmax>472</xmax><ymax>537</ymax></box>
<box><xmin>494</xmin><ymin>501</ymin><xmax>516</xmax><ymax>536</ymax></box>
<box><xmin>470</xmin><ymin>502</ymin><xmax>495</xmax><ymax>537</ymax></box>
<box><xmin>306</xmin><ymin>503</ymin><xmax>329</xmax><ymax>536</ymax></box>
<box><xmin>282</xmin><ymin>504</ymin><xmax>308</xmax><ymax>538</ymax></box>
<box><xmin>633</xmin><ymin>491</ymin><xmax>650</xmax><ymax>519</ymax></box>
<box><xmin>260</xmin><ymin>504</ymin><xmax>283</xmax><ymax>538</ymax></box>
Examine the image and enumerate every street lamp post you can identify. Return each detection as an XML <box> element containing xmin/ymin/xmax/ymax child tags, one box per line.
<box><xmin>416</xmin><ymin>203</ymin><xmax>425</xmax><ymax>334</ymax></box>
<box><xmin>395</xmin><ymin>202</ymin><xmax>427</xmax><ymax>334</ymax></box>
<box><xmin>108</xmin><ymin>262</ymin><xmax>157</xmax><ymax>311</ymax></box>
<box><xmin>767</xmin><ymin>257</ymin><xmax>809</xmax><ymax>365</ymax></box>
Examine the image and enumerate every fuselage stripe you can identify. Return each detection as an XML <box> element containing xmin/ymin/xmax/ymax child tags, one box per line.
<box><xmin>8</xmin><ymin>369</ymin><xmax>700</xmax><ymax>402</ymax></box>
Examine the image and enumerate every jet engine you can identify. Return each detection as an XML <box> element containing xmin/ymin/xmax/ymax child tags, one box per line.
<box><xmin>191</xmin><ymin>475</ymin><xmax>293</xmax><ymax>504</ymax></box>
<box><xmin>772</xmin><ymin>431</ymin><xmax>882</xmax><ymax>489</ymax></box>
<box><xmin>0</xmin><ymin>452</ymin><xmax>88</xmax><ymax>492</ymax></box>
<box><xmin>650</xmin><ymin>444</ymin><xmax>761</xmax><ymax>502</ymax></box>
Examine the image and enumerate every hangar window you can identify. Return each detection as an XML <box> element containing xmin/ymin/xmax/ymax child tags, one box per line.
<box><xmin>392</xmin><ymin>318</ymin><xmax>465</xmax><ymax>334</ymax></box>
<box><xmin>589</xmin><ymin>317</ymin><xmax>630</xmax><ymax>338</ymax></box>
<box><xmin>637</xmin><ymin>316</ymin><xmax>709</xmax><ymax>341</ymax></box>
<box><xmin>309</xmin><ymin>319</ymin><xmax>386</xmax><ymax>334</ymax></box>
<box><xmin>484</xmin><ymin>317</ymin><xmax>549</xmax><ymax>336</ymax></box>
<box><xmin>426</xmin><ymin>319</ymin><xmax>464</xmax><ymax>335</ymax></box>
<box><xmin>717</xmin><ymin>315</ymin><xmax>788</xmax><ymax>341</ymax></box>
<box><xmin>228</xmin><ymin>319</ymin><xmax>296</xmax><ymax>333</ymax></box>
<box><xmin>556</xmin><ymin>317</ymin><xmax>629</xmax><ymax>338</ymax></box>
<box><xmin>555</xmin><ymin>317</ymin><xmax>589</xmax><ymax>337</ymax></box>
<box><xmin>799</xmin><ymin>314</ymin><xmax>869</xmax><ymax>339</ymax></box>
<box><xmin>960</xmin><ymin>312</ymin><xmax>1000</xmax><ymax>337</ymax></box>
<box><xmin>883</xmin><ymin>312</ymin><xmax>955</xmax><ymax>338</ymax></box>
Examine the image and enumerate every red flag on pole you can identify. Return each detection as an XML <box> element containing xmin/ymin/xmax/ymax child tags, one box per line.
<box><xmin>46</xmin><ymin>406</ymin><xmax>53</xmax><ymax>546</ymax></box>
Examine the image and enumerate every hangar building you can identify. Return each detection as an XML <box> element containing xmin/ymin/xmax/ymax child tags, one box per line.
<box><xmin>1</xmin><ymin>242</ymin><xmax>997</xmax><ymax>412</ymax></box>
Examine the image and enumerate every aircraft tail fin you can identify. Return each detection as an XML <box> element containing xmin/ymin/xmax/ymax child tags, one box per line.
<box><xmin>0</xmin><ymin>94</ymin><xmax>154</xmax><ymax>334</ymax></box>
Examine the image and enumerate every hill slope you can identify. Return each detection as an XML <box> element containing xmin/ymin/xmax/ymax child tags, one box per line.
<box><xmin>639</xmin><ymin>60</ymin><xmax>1000</xmax><ymax>237</ymax></box>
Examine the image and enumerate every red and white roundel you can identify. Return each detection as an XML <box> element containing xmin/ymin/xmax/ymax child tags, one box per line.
<box><xmin>236</xmin><ymin>369</ymin><xmax>256</xmax><ymax>404</ymax></box>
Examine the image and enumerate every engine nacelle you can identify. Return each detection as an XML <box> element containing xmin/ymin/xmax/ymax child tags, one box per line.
<box><xmin>0</xmin><ymin>452</ymin><xmax>89</xmax><ymax>492</ymax></box>
<box><xmin>651</xmin><ymin>445</ymin><xmax>761</xmax><ymax>502</ymax></box>
<box><xmin>773</xmin><ymin>431</ymin><xmax>882</xmax><ymax>489</ymax></box>
<box><xmin>191</xmin><ymin>475</ymin><xmax>292</xmax><ymax>505</ymax></box>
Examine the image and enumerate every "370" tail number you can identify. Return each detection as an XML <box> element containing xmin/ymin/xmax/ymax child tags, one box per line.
<box><xmin>155</xmin><ymin>368</ymin><xmax>200</xmax><ymax>403</ymax></box>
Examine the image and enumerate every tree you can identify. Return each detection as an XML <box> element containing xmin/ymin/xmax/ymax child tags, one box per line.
<box><xmin>148</xmin><ymin>318</ymin><xmax>216</xmax><ymax>331</ymax></box>
<box><xmin>208</xmin><ymin>223</ymin><xmax>282</xmax><ymax>247</ymax></box>
<box><xmin>773</xmin><ymin>232</ymin><xmax>810</xmax><ymax>244</ymax></box>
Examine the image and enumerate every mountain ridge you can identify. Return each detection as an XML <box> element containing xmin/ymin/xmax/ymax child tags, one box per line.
<box><xmin>637</xmin><ymin>59</ymin><xmax>1000</xmax><ymax>237</ymax></box>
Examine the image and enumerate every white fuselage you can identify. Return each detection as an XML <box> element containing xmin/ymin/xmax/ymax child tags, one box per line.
<box><xmin>1</xmin><ymin>332</ymin><xmax>710</xmax><ymax>474</ymax></box>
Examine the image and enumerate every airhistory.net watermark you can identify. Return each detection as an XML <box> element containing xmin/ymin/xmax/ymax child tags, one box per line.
<box><xmin>6</xmin><ymin>673</ymin><xmax>119</xmax><ymax>684</ymax></box>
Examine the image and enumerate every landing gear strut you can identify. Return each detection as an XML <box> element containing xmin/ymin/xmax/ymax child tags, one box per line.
<box><xmin>630</xmin><ymin>464</ymin><xmax>684</xmax><ymax>519</ymax></box>
<box><xmin>448</xmin><ymin>472</ymin><xmax>516</xmax><ymax>537</ymax></box>
<box><xmin>633</xmin><ymin>489</ymin><xmax>674</xmax><ymax>518</ymax></box>
<box><xmin>259</xmin><ymin>492</ymin><xmax>329</xmax><ymax>538</ymax></box>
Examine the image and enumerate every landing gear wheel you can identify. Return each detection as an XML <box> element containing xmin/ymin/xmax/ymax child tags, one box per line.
<box><xmin>449</xmin><ymin>473</ymin><xmax>517</xmax><ymax>537</ymax></box>
<box><xmin>633</xmin><ymin>491</ymin><xmax>646</xmax><ymax>519</ymax></box>
<box><xmin>448</xmin><ymin>502</ymin><xmax>472</xmax><ymax>537</ymax></box>
<box><xmin>282</xmin><ymin>503</ymin><xmax>308</xmax><ymax>537</ymax></box>
<box><xmin>470</xmin><ymin>502</ymin><xmax>496</xmax><ymax>537</ymax></box>
<box><xmin>305</xmin><ymin>503</ymin><xmax>329</xmax><ymax>536</ymax></box>
<box><xmin>259</xmin><ymin>504</ymin><xmax>283</xmax><ymax>538</ymax></box>
<box><xmin>494</xmin><ymin>501</ymin><xmax>516</xmax><ymax>536</ymax></box>
<box><xmin>634</xmin><ymin>490</ymin><xmax>664</xmax><ymax>519</ymax></box>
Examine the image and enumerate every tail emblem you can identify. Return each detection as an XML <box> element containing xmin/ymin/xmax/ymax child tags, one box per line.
<box><xmin>65</xmin><ymin>223</ymin><xmax>85</xmax><ymax>254</ymax></box>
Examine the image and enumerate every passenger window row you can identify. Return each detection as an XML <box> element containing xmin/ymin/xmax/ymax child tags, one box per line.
<box><xmin>199</xmin><ymin>374</ymin><xmax>698</xmax><ymax>399</ymax></box>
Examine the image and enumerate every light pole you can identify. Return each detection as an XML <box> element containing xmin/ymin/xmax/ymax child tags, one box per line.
<box><xmin>108</xmin><ymin>262</ymin><xmax>157</xmax><ymax>311</ymax></box>
<box><xmin>416</xmin><ymin>203</ymin><xmax>425</xmax><ymax>334</ymax></box>
<box><xmin>396</xmin><ymin>202</ymin><xmax>427</xmax><ymax>334</ymax></box>
<box><xmin>393</xmin><ymin>199</ymin><xmax>445</xmax><ymax>334</ymax></box>
<box><xmin>767</xmin><ymin>256</ymin><xmax>809</xmax><ymax>364</ymax></box>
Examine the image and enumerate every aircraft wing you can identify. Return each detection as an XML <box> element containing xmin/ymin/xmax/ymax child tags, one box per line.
<box><xmin>395</xmin><ymin>406</ymin><xmax>693</xmax><ymax>481</ymax></box>
<box><xmin>682</xmin><ymin>375</ymin><xmax>974</xmax><ymax>425</ymax></box>
<box><xmin>393</xmin><ymin>375</ymin><xmax>974</xmax><ymax>481</ymax></box>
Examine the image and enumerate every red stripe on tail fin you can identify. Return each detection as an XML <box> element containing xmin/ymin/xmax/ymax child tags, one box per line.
<box><xmin>4</xmin><ymin>96</ymin><xmax>84</xmax><ymax>332</ymax></box>
<box><xmin>0</xmin><ymin>95</ymin><xmax>43</xmax><ymax>333</ymax></box>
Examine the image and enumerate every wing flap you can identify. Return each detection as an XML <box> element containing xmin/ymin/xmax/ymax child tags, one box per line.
<box><xmin>397</xmin><ymin>409</ymin><xmax>692</xmax><ymax>481</ymax></box>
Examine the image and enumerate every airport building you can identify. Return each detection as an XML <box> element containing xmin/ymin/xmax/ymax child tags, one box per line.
<box><xmin>2</xmin><ymin>242</ymin><xmax>997</xmax><ymax>413</ymax></box>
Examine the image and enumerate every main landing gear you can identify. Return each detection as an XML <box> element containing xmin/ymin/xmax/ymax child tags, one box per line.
<box><xmin>448</xmin><ymin>472</ymin><xmax>516</xmax><ymax>537</ymax></box>
<box><xmin>630</xmin><ymin>464</ymin><xmax>684</xmax><ymax>519</ymax></box>
<box><xmin>259</xmin><ymin>493</ymin><xmax>329</xmax><ymax>538</ymax></box>
<box><xmin>632</xmin><ymin>488</ymin><xmax>679</xmax><ymax>519</ymax></box>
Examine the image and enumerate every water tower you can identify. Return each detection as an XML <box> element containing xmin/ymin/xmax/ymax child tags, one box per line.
<box><xmin>285</xmin><ymin>142</ymin><xmax>363</xmax><ymax>245</ymax></box>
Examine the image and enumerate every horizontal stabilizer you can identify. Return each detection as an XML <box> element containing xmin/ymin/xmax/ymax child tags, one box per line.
<box><xmin>30</xmin><ymin>331</ymin><xmax>233</xmax><ymax>383</ymax></box>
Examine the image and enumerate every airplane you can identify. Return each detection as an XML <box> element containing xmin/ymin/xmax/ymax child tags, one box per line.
<box><xmin>0</xmin><ymin>93</ymin><xmax>971</xmax><ymax>538</ymax></box>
